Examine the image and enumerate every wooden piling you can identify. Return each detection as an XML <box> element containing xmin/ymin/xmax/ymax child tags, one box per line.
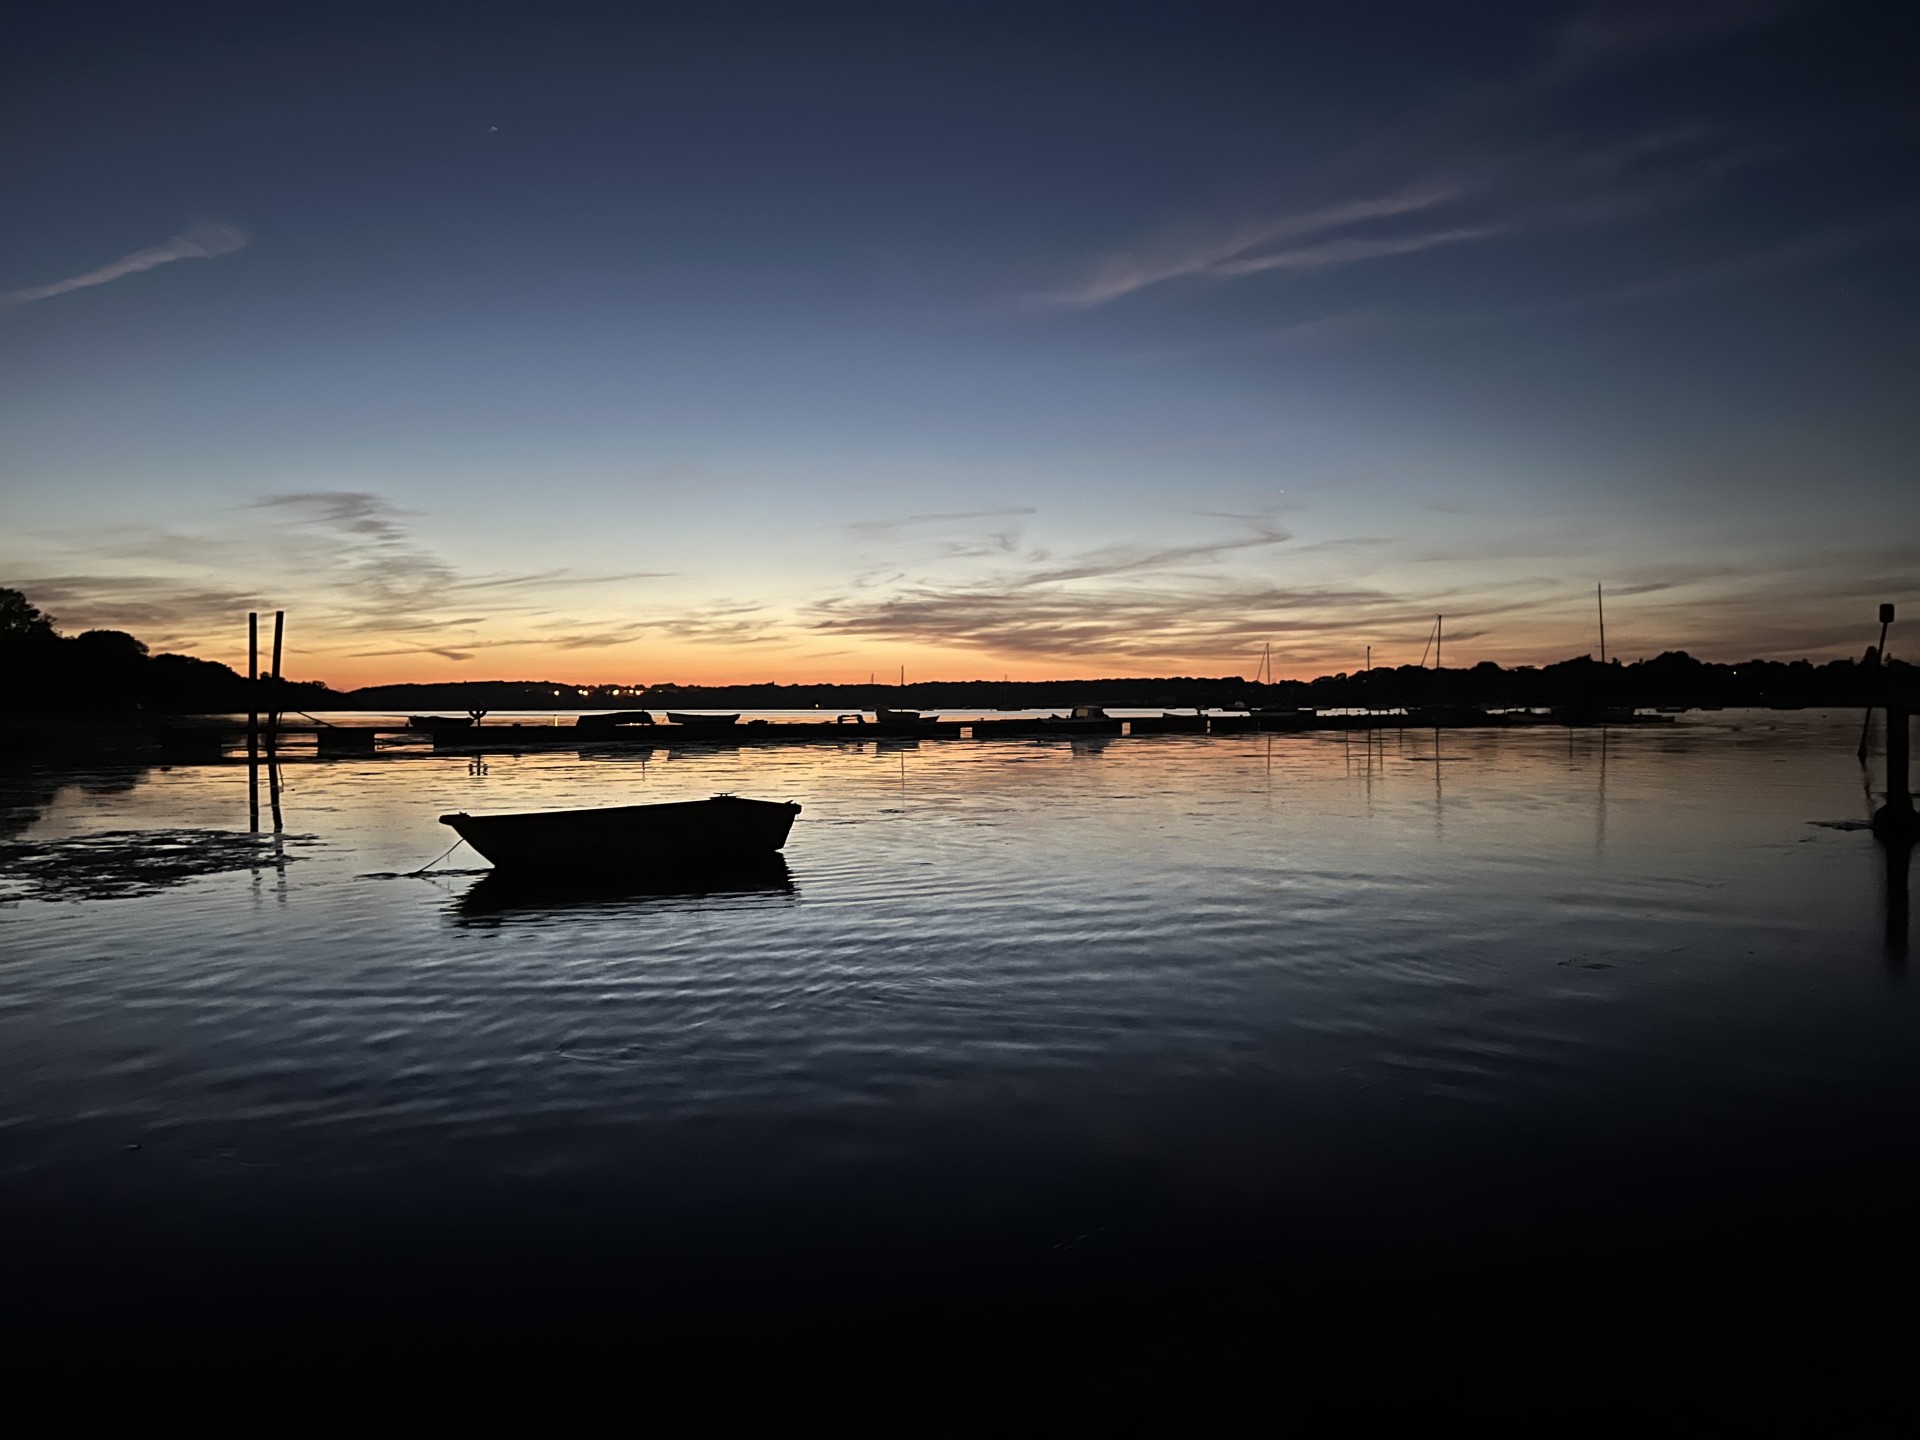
<box><xmin>1860</xmin><ymin>603</ymin><xmax>1893</xmax><ymax>763</ymax></box>
<box><xmin>266</xmin><ymin>606</ymin><xmax>284</xmax><ymax>832</ymax></box>
<box><xmin>268</xmin><ymin>609</ymin><xmax>285</xmax><ymax>742</ymax></box>
<box><xmin>1863</xmin><ymin>602</ymin><xmax>1913</xmax><ymax>844</ymax></box>
<box><xmin>247</xmin><ymin>612</ymin><xmax>260</xmax><ymax>832</ymax></box>
<box><xmin>247</xmin><ymin>612</ymin><xmax>259</xmax><ymax>755</ymax></box>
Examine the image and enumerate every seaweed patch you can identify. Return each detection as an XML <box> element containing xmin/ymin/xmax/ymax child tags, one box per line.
<box><xmin>0</xmin><ymin>829</ymin><xmax>317</xmax><ymax>902</ymax></box>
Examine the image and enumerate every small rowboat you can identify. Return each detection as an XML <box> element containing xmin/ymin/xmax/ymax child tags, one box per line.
<box><xmin>666</xmin><ymin>712</ymin><xmax>739</xmax><ymax>726</ymax></box>
<box><xmin>441</xmin><ymin>794</ymin><xmax>800</xmax><ymax>875</ymax></box>
<box><xmin>1046</xmin><ymin>705</ymin><xmax>1122</xmax><ymax>734</ymax></box>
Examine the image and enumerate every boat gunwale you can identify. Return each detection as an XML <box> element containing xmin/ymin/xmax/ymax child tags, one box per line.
<box><xmin>440</xmin><ymin>795</ymin><xmax>800</xmax><ymax>826</ymax></box>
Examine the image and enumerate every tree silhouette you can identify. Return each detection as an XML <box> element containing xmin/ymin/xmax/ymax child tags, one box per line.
<box><xmin>0</xmin><ymin>587</ymin><xmax>57</xmax><ymax>642</ymax></box>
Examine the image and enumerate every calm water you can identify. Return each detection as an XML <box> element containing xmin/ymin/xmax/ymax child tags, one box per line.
<box><xmin>4</xmin><ymin>712</ymin><xmax>1916</xmax><ymax>1415</ymax></box>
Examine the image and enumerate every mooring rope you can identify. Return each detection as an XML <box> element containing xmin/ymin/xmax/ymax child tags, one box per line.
<box><xmin>409</xmin><ymin>836</ymin><xmax>468</xmax><ymax>875</ymax></box>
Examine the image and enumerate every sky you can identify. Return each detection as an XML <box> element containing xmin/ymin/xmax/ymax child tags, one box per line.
<box><xmin>2</xmin><ymin>1</ymin><xmax>1915</xmax><ymax>689</ymax></box>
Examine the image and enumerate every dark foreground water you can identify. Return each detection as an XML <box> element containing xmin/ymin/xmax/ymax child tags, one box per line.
<box><xmin>3</xmin><ymin>712</ymin><xmax>1916</xmax><ymax>1423</ymax></box>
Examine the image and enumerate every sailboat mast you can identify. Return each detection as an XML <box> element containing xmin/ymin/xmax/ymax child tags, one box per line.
<box><xmin>1597</xmin><ymin>584</ymin><xmax>1607</xmax><ymax>666</ymax></box>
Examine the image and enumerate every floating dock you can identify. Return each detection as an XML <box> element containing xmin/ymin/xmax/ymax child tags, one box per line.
<box><xmin>151</xmin><ymin>708</ymin><xmax>1674</xmax><ymax>759</ymax></box>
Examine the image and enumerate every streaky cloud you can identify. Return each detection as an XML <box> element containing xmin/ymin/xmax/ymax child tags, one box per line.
<box><xmin>0</xmin><ymin>223</ymin><xmax>249</xmax><ymax>309</ymax></box>
<box><xmin>847</xmin><ymin>507</ymin><xmax>1038</xmax><ymax>539</ymax></box>
<box><xmin>1035</xmin><ymin>180</ymin><xmax>1464</xmax><ymax>308</ymax></box>
<box><xmin>1210</xmin><ymin>227</ymin><xmax>1501</xmax><ymax>277</ymax></box>
<box><xmin>25</xmin><ymin>488</ymin><xmax>675</xmax><ymax>663</ymax></box>
<box><xmin>1041</xmin><ymin>119</ymin><xmax>1816</xmax><ymax>324</ymax></box>
<box><xmin>1014</xmin><ymin>529</ymin><xmax>1292</xmax><ymax>588</ymax></box>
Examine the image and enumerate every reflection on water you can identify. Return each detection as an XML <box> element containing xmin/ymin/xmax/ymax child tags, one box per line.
<box><xmin>0</xmin><ymin>763</ymin><xmax>151</xmax><ymax>839</ymax></box>
<box><xmin>3</xmin><ymin>711</ymin><xmax>1918</xmax><ymax>1412</ymax></box>
<box><xmin>453</xmin><ymin>854</ymin><xmax>796</xmax><ymax>922</ymax></box>
<box><xmin>1887</xmin><ymin>837</ymin><xmax>1912</xmax><ymax>962</ymax></box>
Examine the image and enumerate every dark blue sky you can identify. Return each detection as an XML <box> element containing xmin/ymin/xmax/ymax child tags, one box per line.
<box><xmin>3</xmin><ymin>1</ymin><xmax>1914</xmax><ymax>684</ymax></box>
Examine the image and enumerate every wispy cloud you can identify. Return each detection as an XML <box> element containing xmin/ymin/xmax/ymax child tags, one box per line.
<box><xmin>803</xmin><ymin>501</ymin><xmax>1920</xmax><ymax>673</ymax></box>
<box><xmin>1059</xmin><ymin>109</ymin><xmax>1880</xmax><ymax>351</ymax></box>
<box><xmin>240</xmin><ymin>492</ymin><xmax>671</xmax><ymax>640</ymax></box>
<box><xmin>1211</xmin><ymin>227</ymin><xmax>1501</xmax><ymax>278</ymax></box>
<box><xmin>1032</xmin><ymin>0</ymin><xmax>1822</xmax><ymax>325</ymax></box>
<box><xmin>14</xmin><ymin>574</ymin><xmax>262</xmax><ymax>644</ymax></box>
<box><xmin>1034</xmin><ymin>180</ymin><xmax>1467</xmax><ymax>308</ymax></box>
<box><xmin>807</xmin><ymin>571</ymin><xmax>1502</xmax><ymax>669</ymax></box>
<box><xmin>807</xmin><ymin>521</ymin><xmax>1323</xmax><ymax>667</ymax></box>
<box><xmin>1014</xmin><ymin>529</ymin><xmax>1291</xmax><ymax>588</ymax></box>
<box><xmin>0</xmin><ymin>223</ymin><xmax>249</xmax><ymax>310</ymax></box>
<box><xmin>1030</xmin><ymin>131</ymin><xmax>1722</xmax><ymax>314</ymax></box>
<box><xmin>846</xmin><ymin>507</ymin><xmax>1038</xmax><ymax>540</ymax></box>
<box><xmin>20</xmin><ymin>490</ymin><xmax>677</xmax><ymax>669</ymax></box>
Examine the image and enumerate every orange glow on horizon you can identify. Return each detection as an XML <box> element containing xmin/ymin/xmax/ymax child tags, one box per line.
<box><xmin>276</xmin><ymin>631</ymin><xmax>1698</xmax><ymax>693</ymax></box>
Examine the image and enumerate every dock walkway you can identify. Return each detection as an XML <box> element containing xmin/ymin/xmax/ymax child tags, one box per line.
<box><xmin>150</xmin><ymin>709</ymin><xmax>1672</xmax><ymax>758</ymax></box>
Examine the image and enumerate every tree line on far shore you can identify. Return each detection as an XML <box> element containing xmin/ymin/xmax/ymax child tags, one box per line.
<box><xmin>351</xmin><ymin>647</ymin><xmax>1908</xmax><ymax>714</ymax></box>
<box><xmin>2</xmin><ymin>585</ymin><xmax>1910</xmax><ymax>717</ymax></box>
<box><xmin>0</xmin><ymin>588</ymin><xmax>333</xmax><ymax>715</ymax></box>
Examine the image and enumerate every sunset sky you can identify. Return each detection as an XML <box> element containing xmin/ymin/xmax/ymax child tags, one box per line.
<box><xmin>3</xmin><ymin>1</ymin><xmax>1915</xmax><ymax>689</ymax></box>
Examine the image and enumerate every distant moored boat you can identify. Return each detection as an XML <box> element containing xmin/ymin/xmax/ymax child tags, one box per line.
<box><xmin>575</xmin><ymin>709</ymin><xmax>654</xmax><ymax>732</ymax></box>
<box><xmin>440</xmin><ymin>794</ymin><xmax>800</xmax><ymax>876</ymax></box>
<box><xmin>1046</xmin><ymin>706</ymin><xmax>1123</xmax><ymax>734</ymax></box>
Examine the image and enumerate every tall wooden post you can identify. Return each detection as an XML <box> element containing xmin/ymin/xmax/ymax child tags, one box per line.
<box><xmin>247</xmin><ymin>612</ymin><xmax>259</xmax><ymax>749</ymax></box>
<box><xmin>267</xmin><ymin>610</ymin><xmax>285</xmax><ymax>830</ymax></box>
<box><xmin>1867</xmin><ymin>602</ymin><xmax>1913</xmax><ymax>846</ymax></box>
<box><xmin>247</xmin><ymin>612</ymin><xmax>260</xmax><ymax>832</ymax></box>
<box><xmin>268</xmin><ymin>610</ymin><xmax>285</xmax><ymax>740</ymax></box>
<box><xmin>1860</xmin><ymin>603</ymin><xmax>1893</xmax><ymax>762</ymax></box>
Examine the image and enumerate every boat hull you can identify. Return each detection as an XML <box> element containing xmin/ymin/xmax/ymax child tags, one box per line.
<box><xmin>441</xmin><ymin>795</ymin><xmax>800</xmax><ymax>875</ymax></box>
<box><xmin>455</xmin><ymin>854</ymin><xmax>795</xmax><ymax>917</ymax></box>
